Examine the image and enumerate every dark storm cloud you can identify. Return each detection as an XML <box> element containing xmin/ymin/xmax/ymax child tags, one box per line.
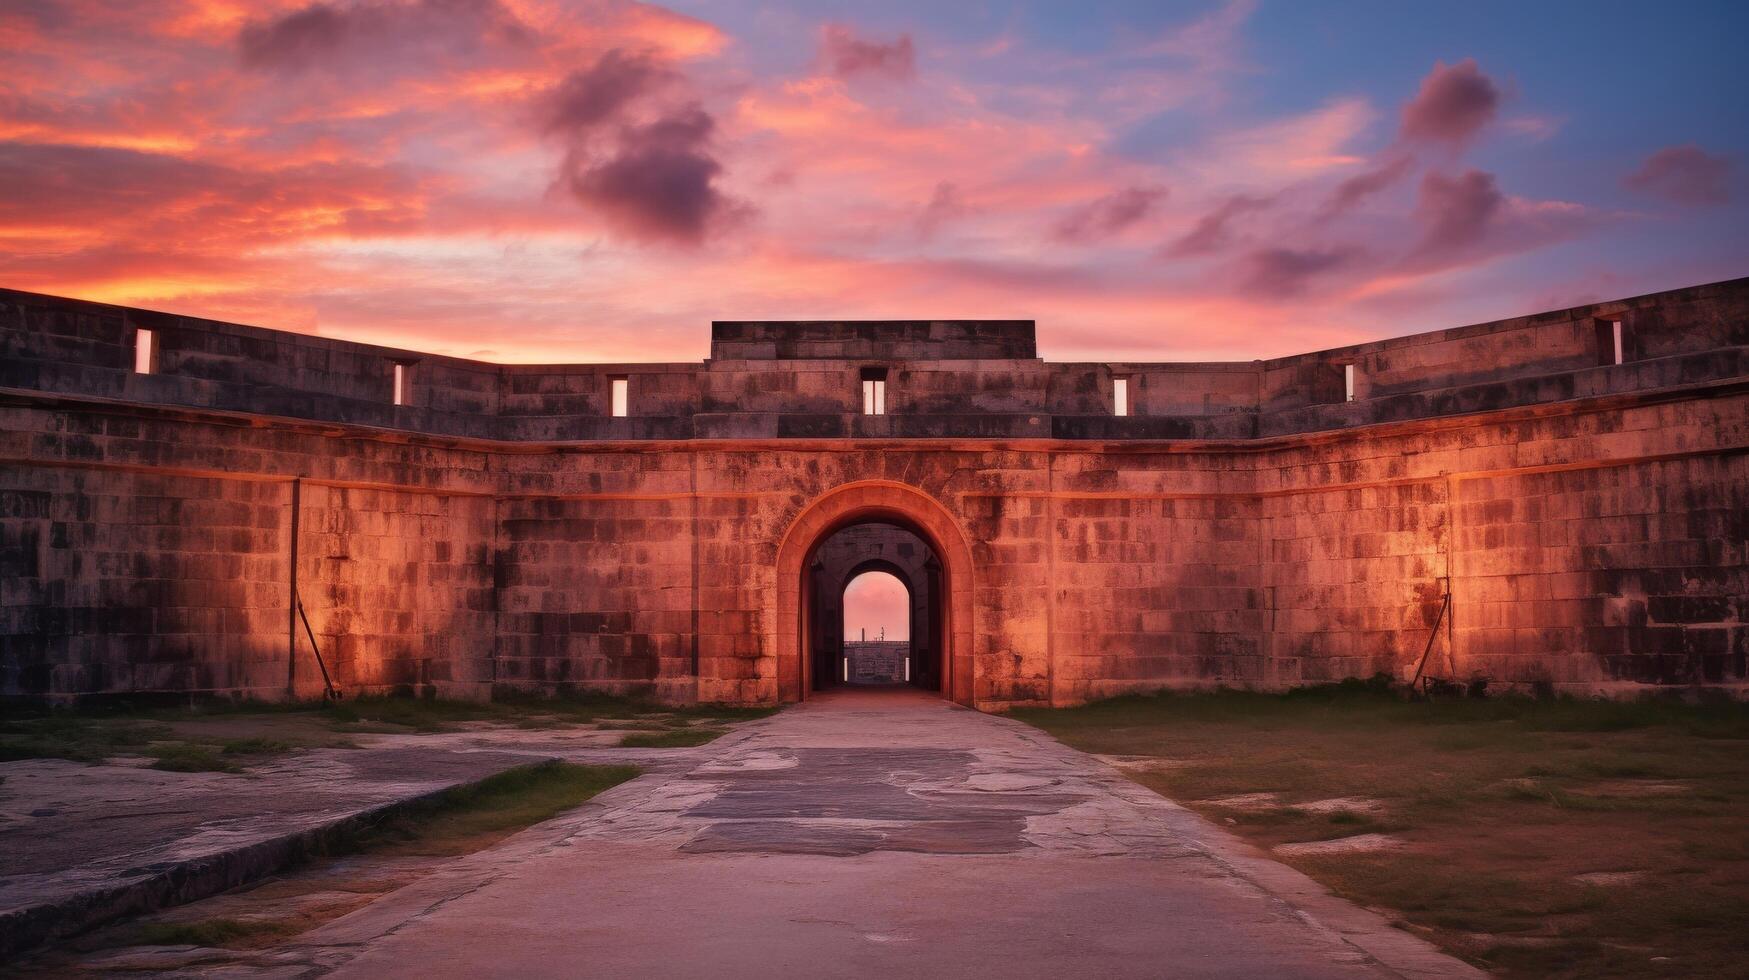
<box><xmin>540</xmin><ymin>49</ymin><xmax>674</xmax><ymax>135</ymax></box>
<box><xmin>1624</xmin><ymin>144</ymin><xmax>1733</xmax><ymax>205</ymax></box>
<box><xmin>1050</xmin><ymin>186</ymin><xmax>1167</xmax><ymax>243</ymax></box>
<box><xmin>556</xmin><ymin>105</ymin><xmax>731</xmax><ymax>244</ymax></box>
<box><xmin>1399</xmin><ymin>59</ymin><xmax>1499</xmax><ymax>147</ymax></box>
<box><xmin>537</xmin><ymin>49</ymin><xmax>737</xmax><ymax>245</ymax></box>
<box><xmin>819</xmin><ymin>24</ymin><xmax>916</xmax><ymax>80</ymax></box>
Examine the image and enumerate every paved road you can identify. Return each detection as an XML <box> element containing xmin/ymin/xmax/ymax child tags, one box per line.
<box><xmin>278</xmin><ymin>689</ymin><xmax>1481</xmax><ymax>979</ymax></box>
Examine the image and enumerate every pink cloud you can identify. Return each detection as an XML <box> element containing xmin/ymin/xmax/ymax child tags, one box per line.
<box><xmin>556</xmin><ymin>105</ymin><xmax>734</xmax><ymax>244</ymax></box>
<box><xmin>1317</xmin><ymin>152</ymin><xmax>1415</xmax><ymax>219</ymax></box>
<box><xmin>538</xmin><ymin>49</ymin><xmax>675</xmax><ymax>134</ymax></box>
<box><xmin>1624</xmin><ymin>144</ymin><xmax>1732</xmax><ymax>205</ymax></box>
<box><xmin>537</xmin><ymin>48</ymin><xmax>739</xmax><ymax>245</ymax></box>
<box><xmin>1237</xmin><ymin>246</ymin><xmax>1361</xmax><ymax>298</ymax></box>
<box><xmin>1161</xmin><ymin>194</ymin><xmax>1269</xmax><ymax>258</ymax></box>
<box><xmin>1398</xmin><ymin>168</ymin><xmax>1592</xmax><ymax>275</ymax></box>
<box><xmin>1410</xmin><ymin>168</ymin><xmax>1502</xmax><ymax>259</ymax></box>
<box><xmin>237</xmin><ymin>0</ymin><xmax>535</xmax><ymax>76</ymax></box>
<box><xmin>819</xmin><ymin>23</ymin><xmax>916</xmax><ymax>81</ymax></box>
<box><xmin>1050</xmin><ymin>185</ymin><xmax>1167</xmax><ymax>243</ymax></box>
<box><xmin>0</xmin><ymin>0</ymin><xmax>1644</xmax><ymax>368</ymax></box>
<box><xmin>916</xmin><ymin>181</ymin><xmax>973</xmax><ymax>238</ymax></box>
<box><xmin>1400</xmin><ymin>58</ymin><xmax>1499</xmax><ymax>147</ymax></box>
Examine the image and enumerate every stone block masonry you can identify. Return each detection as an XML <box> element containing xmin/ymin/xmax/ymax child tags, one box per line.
<box><xmin>845</xmin><ymin>641</ymin><xmax>909</xmax><ymax>684</ymax></box>
<box><xmin>1</xmin><ymin>278</ymin><xmax>1745</xmax><ymax>707</ymax></box>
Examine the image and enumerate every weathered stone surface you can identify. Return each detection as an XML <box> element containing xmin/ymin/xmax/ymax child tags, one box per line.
<box><xmin>0</xmin><ymin>732</ymin><xmax>697</xmax><ymax>957</ymax></box>
<box><xmin>2</xmin><ymin>279</ymin><xmax>1746</xmax><ymax>706</ymax></box>
<box><xmin>167</xmin><ymin>690</ymin><xmax>1483</xmax><ymax>979</ymax></box>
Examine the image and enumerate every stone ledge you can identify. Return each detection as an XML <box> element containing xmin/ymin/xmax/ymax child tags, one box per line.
<box><xmin>0</xmin><ymin>753</ymin><xmax>562</xmax><ymax>959</ymax></box>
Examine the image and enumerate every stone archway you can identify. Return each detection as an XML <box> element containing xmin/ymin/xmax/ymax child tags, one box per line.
<box><xmin>774</xmin><ymin>481</ymin><xmax>976</xmax><ymax>705</ymax></box>
<box><xmin>813</xmin><ymin>536</ymin><xmax>937</xmax><ymax>692</ymax></box>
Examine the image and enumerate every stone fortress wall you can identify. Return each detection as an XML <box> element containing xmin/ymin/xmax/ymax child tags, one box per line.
<box><xmin>844</xmin><ymin>641</ymin><xmax>911</xmax><ymax>685</ymax></box>
<box><xmin>1</xmin><ymin>279</ymin><xmax>1745</xmax><ymax>708</ymax></box>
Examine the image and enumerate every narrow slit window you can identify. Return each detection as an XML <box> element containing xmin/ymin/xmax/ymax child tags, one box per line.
<box><xmin>133</xmin><ymin>328</ymin><xmax>155</xmax><ymax>374</ymax></box>
<box><xmin>861</xmin><ymin>368</ymin><xmax>887</xmax><ymax>415</ymax></box>
<box><xmin>1343</xmin><ymin>363</ymin><xmax>1356</xmax><ymax>403</ymax></box>
<box><xmin>392</xmin><ymin>362</ymin><xmax>410</xmax><ymax>406</ymax></box>
<box><xmin>610</xmin><ymin>375</ymin><xmax>629</xmax><ymax>417</ymax></box>
<box><xmin>1594</xmin><ymin>317</ymin><xmax>1630</xmax><ymax>366</ymax></box>
<box><xmin>1113</xmin><ymin>376</ymin><xmax>1129</xmax><ymax>416</ymax></box>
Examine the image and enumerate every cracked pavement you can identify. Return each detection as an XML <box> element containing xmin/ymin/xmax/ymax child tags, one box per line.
<box><xmin>69</xmin><ymin>688</ymin><xmax>1484</xmax><ymax>979</ymax></box>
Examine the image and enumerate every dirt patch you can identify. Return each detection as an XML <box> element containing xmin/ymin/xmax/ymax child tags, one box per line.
<box><xmin>1573</xmin><ymin>871</ymin><xmax>1647</xmax><ymax>887</ymax></box>
<box><xmin>1580</xmin><ymin>779</ymin><xmax>1691</xmax><ymax>798</ymax></box>
<box><xmin>1200</xmin><ymin>793</ymin><xmax>1280</xmax><ymax>809</ymax></box>
<box><xmin>1275</xmin><ymin>833</ymin><xmax>1406</xmax><ymax>856</ymax></box>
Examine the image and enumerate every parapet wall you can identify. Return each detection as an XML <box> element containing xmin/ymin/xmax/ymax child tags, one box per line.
<box><xmin>7</xmin><ymin>279</ymin><xmax>1743</xmax><ymax>441</ymax></box>
<box><xmin>1</xmin><ymin>279</ymin><xmax>1745</xmax><ymax>706</ymax></box>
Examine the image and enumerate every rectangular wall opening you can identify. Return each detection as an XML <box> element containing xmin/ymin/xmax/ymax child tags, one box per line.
<box><xmin>133</xmin><ymin>328</ymin><xmax>156</xmax><ymax>374</ymax></box>
<box><xmin>1343</xmin><ymin>363</ymin><xmax>1356</xmax><ymax>403</ymax></box>
<box><xmin>1113</xmin><ymin>376</ymin><xmax>1129</xmax><ymax>416</ymax></box>
<box><xmin>861</xmin><ymin>367</ymin><xmax>887</xmax><ymax>415</ymax></box>
<box><xmin>392</xmin><ymin>362</ymin><xmax>411</xmax><ymax>406</ymax></box>
<box><xmin>1594</xmin><ymin>318</ymin><xmax>1630</xmax><ymax>365</ymax></box>
<box><xmin>610</xmin><ymin>375</ymin><xmax>629</xmax><ymax>417</ymax></box>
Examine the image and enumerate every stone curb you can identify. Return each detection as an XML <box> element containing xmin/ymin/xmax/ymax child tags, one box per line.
<box><xmin>0</xmin><ymin>756</ymin><xmax>563</xmax><ymax>961</ymax></box>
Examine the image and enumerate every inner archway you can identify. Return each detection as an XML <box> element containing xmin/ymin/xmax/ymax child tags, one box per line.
<box><xmin>807</xmin><ymin>525</ymin><xmax>939</xmax><ymax>693</ymax></box>
<box><xmin>774</xmin><ymin>481</ymin><xmax>976</xmax><ymax>705</ymax></box>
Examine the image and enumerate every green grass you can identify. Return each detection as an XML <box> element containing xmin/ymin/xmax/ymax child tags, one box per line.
<box><xmin>352</xmin><ymin>761</ymin><xmax>640</xmax><ymax>857</ymax></box>
<box><xmin>141</xmin><ymin>737</ymin><xmax>297</xmax><ymax>773</ymax></box>
<box><xmin>321</xmin><ymin>693</ymin><xmax>777</xmax><ymax>734</ymax></box>
<box><xmin>0</xmin><ymin>693</ymin><xmax>780</xmax><ymax>767</ymax></box>
<box><xmin>220</xmin><ymin>737</ymin><xmax>293</xmax><ymax>756</ymax></box>
<box><xmin>118</xmin><ymin>918</ymin><xmax>297</xmax><ymax>949</ymax></box>
<box><xmin>0</xmin><ymin>714</ymin><xmax>173</xmax><ymax>763</ymax></box>
<box><xmin>618</xmin><ymin>728</ymin><xmax>727</xmax><ymax>748</ymax></box>
<box><xmin>147</xmin><ymin>743</ymin><xmax>240</xmax><ymax>773</ymax></box>
<box><xmin>1014</xmin><ymin>684</ymin><xmax>1749</xmax><ymax>980</ymax></box>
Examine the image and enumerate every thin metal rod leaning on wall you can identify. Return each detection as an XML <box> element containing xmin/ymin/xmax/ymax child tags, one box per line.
<box><xmin>287</xmin><ymin>475</ymin><xmax>300</xmax><ymax>695</ymax></box>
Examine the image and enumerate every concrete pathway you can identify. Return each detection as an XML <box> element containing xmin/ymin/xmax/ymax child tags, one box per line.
<box><xmin>0</xmin><ymin>725</ymin><xmax>708</xmax><ymax>956</ymax></box>
<box><xmin>241</xmin><ymin>689</ymin><xmax>1481</xmax><ymax>980</ymax></box>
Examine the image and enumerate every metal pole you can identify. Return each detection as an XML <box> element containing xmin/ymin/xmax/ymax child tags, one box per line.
<box><xmin>297</xmin><ymin>596</ymin><xmax>339</xmax><ymax>700</ymax></box>
<box><xmin>287</xmin><ymin>477</ymin><xmax>300</xmax><ymax>695</ymax></box>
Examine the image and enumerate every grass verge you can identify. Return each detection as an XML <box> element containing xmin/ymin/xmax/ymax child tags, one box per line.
<box><xmin>0</xmin><ymin>694</ymin><xmax>779</xmax><ymax>768</ymax></box>
<box><xmin>116</xmin><ymin>917</ymin><xmax>302</xmax><ymax>949</ymax></box>
<box><xmin>352</xmin><ymin>761</ymin><xmax>641</xmax><ymax>857</ymax></box>
<box><xmin>618</xmin><ymin>728</ymin><xmax>727</xmax><ymax>748</ymax></box>
<box><xmin>1012</xmin><ymin>684</ymin><xmax>1749</xmax><ymax>980</ymax></box>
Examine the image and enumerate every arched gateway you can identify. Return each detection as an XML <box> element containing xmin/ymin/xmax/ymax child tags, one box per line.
<box><xmin>774</xmin><ymin>482</ymin><xmax>976</xmax><ymax>705</ymax></box>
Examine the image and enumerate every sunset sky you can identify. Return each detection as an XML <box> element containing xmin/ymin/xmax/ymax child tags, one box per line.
<box><xmin>3</xmin><ymin>0</ymin><xmax>1744</xmax><ymax>363</ymax></box>
<box><xmin>844</xmin><ymin>570</ymin><xmax>907</xmax><ymax>642</ymax></box>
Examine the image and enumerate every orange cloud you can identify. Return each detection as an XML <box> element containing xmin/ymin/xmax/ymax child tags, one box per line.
<box><xmin>0</xmin><ymin>1</ymin><xmax>1636</xmax><ymax>370</ymax></box>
